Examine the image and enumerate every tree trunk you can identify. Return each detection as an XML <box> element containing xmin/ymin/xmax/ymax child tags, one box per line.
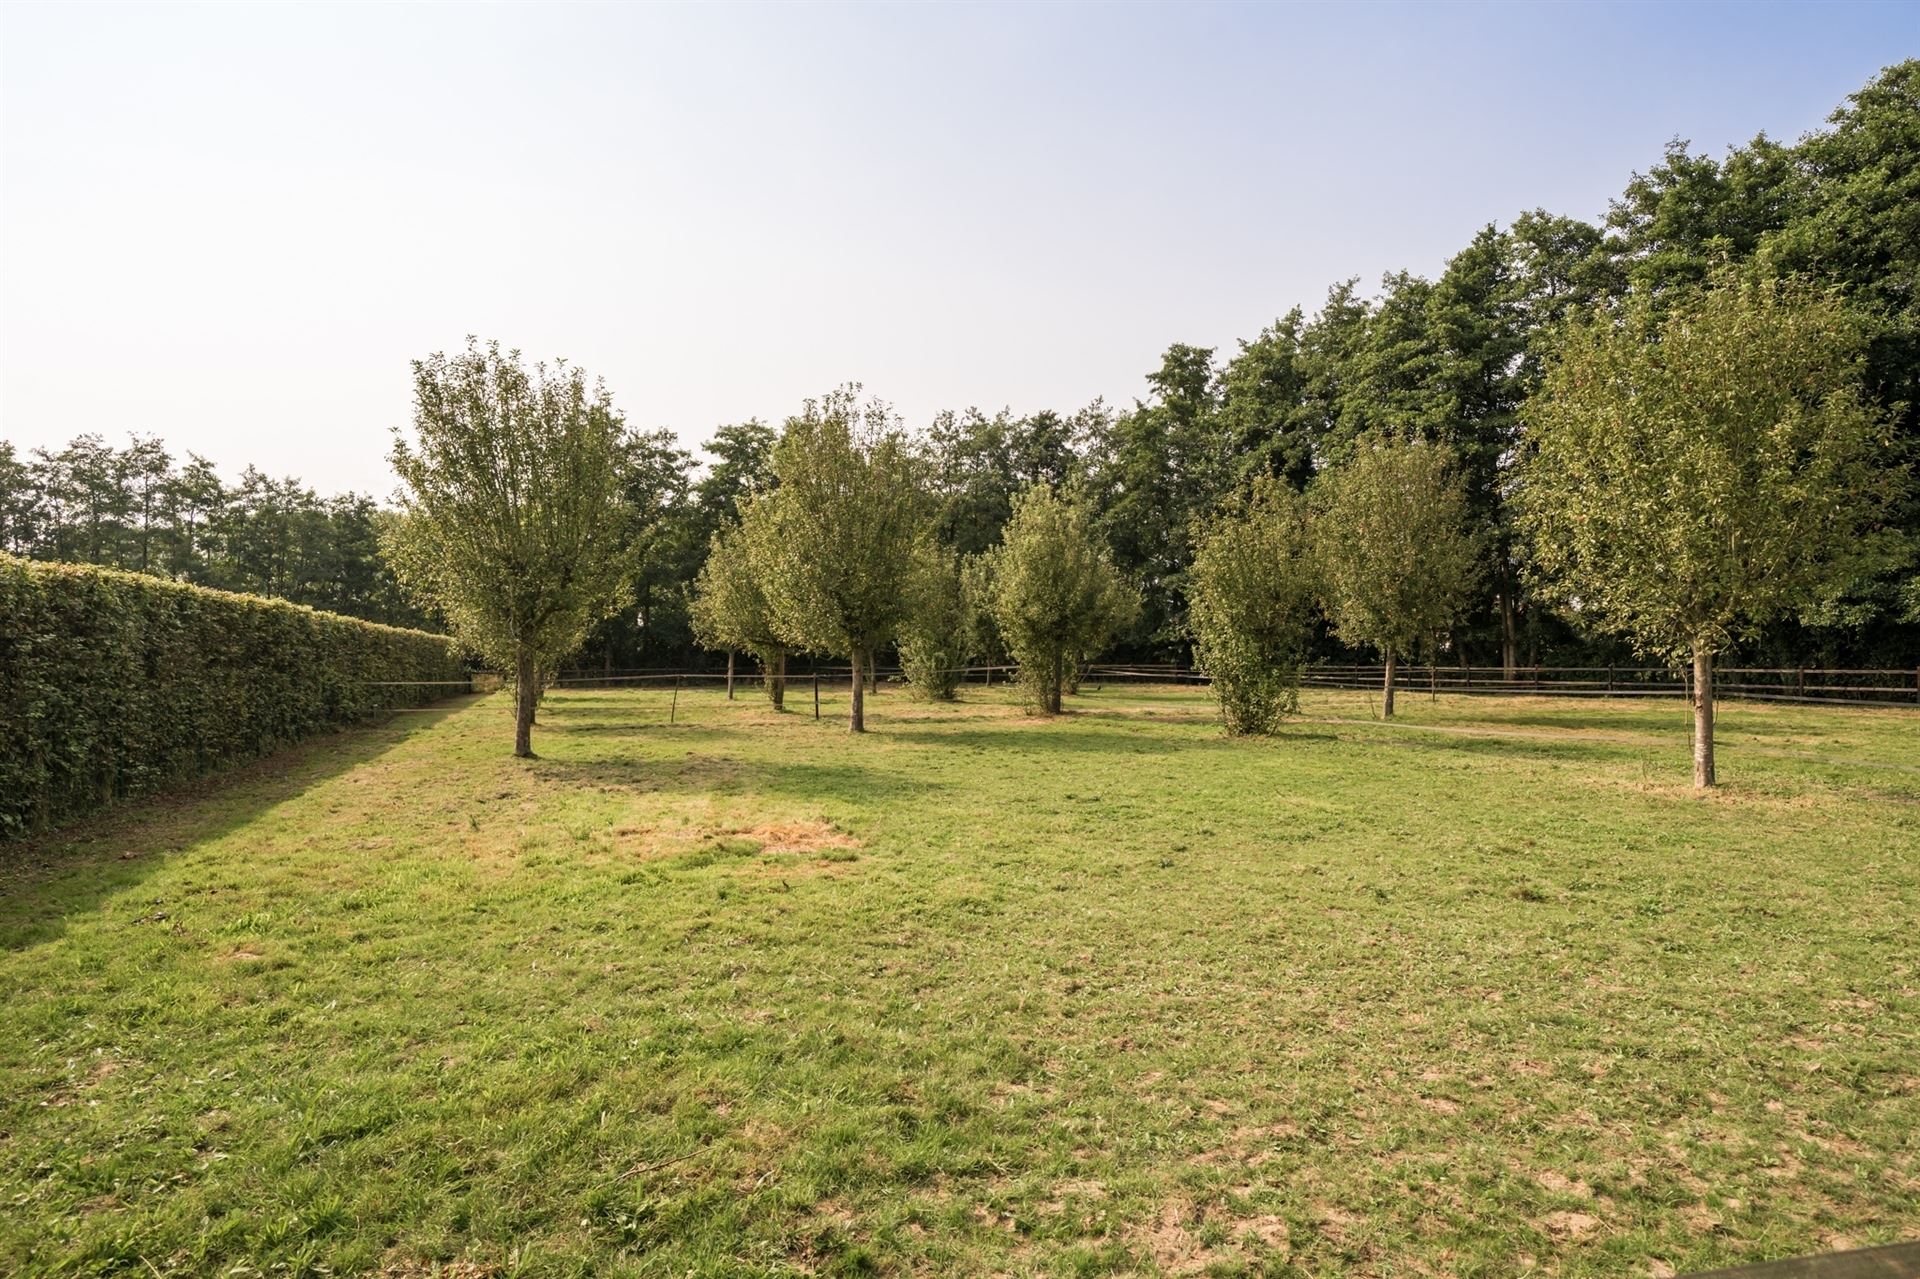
<box><xmin>1049</xmin><ymin>649</ymin><xmax>1064</xmax><ymax>714</ymax></box>
<box><xmin>726</xmin><ymin>651</ymin><xmax>736</xmax><ymax>700</ymax></box>
<box><xmin>773</xmin><ymin>649</ymin><xmax>787</xmax><ymax>710</ymax></box>
<box><xmin>1692</xmin><ymin>643</ymin><xmax>1715</xmax><ymax>788</ymax></box>
<box><xmin>514</xmin><ymin>647</ymin><xmax>537</xmax><ymax>758</ymax></box>
<box><xmin>849</xmin><ymin>649</ymin><xmax>866</xmax><ymax>733</ymax></box>
<box><xmin>1499</xmin><ymin>592</ymin><xmax>1518</xmax><ymax>680</ymax></box>
<box><xmin>1382</xmin><ymin>651</ymin><xmax>1397</xmax><ymax>719</ymax></box>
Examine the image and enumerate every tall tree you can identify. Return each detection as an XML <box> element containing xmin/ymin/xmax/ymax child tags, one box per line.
<box><xmin>0</xmin><ymin>443</ymin><xmax>34</xmax><ymax>556</ymax></box>
<box><xmin>747</xmin><ymin>386</ymin><xmax>923</xmax><ymax>732</ymax></box>
<box><xmin>1218</xmin><ymin>310</ymin><xmax>1318</xmax><ymax>490</ymax></box>
<box><xmin>386</xmin><ymin>340</ymin><xmax>635</xmax><ymax>757</ymax></box>
<box><xmin>1312</xmin><ymin>435</ymin><xmax>1480</xmax><ymax>718</ymax></box>
<box><xmin>926</xmin><ymin>405</ymin><xmax>1092</xmax><ymax>556</ymax></box>
<box><xmin>986</xmin><ymin>483</ymin><xmax>1137</xmax><ymax>714</ymax></box>
<box><xmin>692</xmin><ymin>420</ymin><xmax>778</xmax><ymax>544</ymax></box>
<box><xmin>1520</xmin><ymin>279</ymin><xmax>1903</xmax><ymax>787</ymax></box>
<box><xmin>1093</xmin><ymin>344</ymin><xmax>1227</xmax><ymax>652</ymax></box>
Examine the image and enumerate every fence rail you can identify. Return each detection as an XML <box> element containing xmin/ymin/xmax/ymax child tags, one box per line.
<box><xmin>374</xmin><ymin>662</ymin><xmax>1920</xmax><ymax>710</ymax></box>
<box><xmin>1085</xmin><ymin>662</ymin><xmax>1920</xmax><ymax>708</ymax></box>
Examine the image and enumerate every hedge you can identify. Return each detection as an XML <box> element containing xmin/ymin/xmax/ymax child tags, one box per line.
<box><xmin>0</xmin><ymin>554</ymin><xmax>467</xmax><ymax>838</ymax></box>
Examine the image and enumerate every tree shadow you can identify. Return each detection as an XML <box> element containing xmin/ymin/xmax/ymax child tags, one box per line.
<box><xmin>881</xmin><ymin>723</ymin><xmax>1238</xmax><ymax>756</ymax></box>
<box><xmin>1366</xmin><ymin>729</ymin><xmax>1620</xmax><ymax>764</ymax></box>
<box><xmin>529</xmin><ymin>755</ymin><xmax>940</xmax><ymax>805</ymax></box>
<box><xmin>0</xmin><ymin>699</ymin><xmax>479</xmax><ymax>952</ymax></box>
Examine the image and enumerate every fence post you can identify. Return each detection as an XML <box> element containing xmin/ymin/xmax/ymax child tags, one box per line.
<box><xmin>1607</xmin><ymin>666</ymin><xmax>1615</xmax><ymax>696</ymax></box>
<box><xmin>670</xmin><ymin>675</ymin><xmax>680</xmax><ymax>724</ymax></box>
<box><xmin>813</xmin><ymin>671</ymin><xmax>821</xmax><ymax>720</ymax></box>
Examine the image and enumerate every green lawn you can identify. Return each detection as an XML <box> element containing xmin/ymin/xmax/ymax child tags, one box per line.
<box><xmin>3</xmin><ymin>683</ymin><xmax>1917</xmax><ymax>1277</ymax></box>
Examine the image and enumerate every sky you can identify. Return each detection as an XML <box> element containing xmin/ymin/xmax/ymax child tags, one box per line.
<box><xmin>2</xmin><ymin>1</ymin><xmax>1916</xmax><ymax>496</ymax></box>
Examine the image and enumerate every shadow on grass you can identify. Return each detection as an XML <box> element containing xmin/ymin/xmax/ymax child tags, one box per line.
<box><xmin>0</xmin><ymin>698</ymin><xmax>479</xmax><ymax>952</ymax></box>
<box><xmin>1367</xmin><ymin>727</ymin><xmax>1627</xmax><ymax>764</ymax></box>
<box><xmin>530</xmin><ymin>756</ymin><xmax>941</xmax><ymax>805</ymax></box>
<box><xmin>883</xmin><ymin>725</ymin><xmax>1201</xmax><ymax>756</ymax></box>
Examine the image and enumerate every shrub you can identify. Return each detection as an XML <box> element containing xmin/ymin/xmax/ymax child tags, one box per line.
<box><xmin>1188</xmin><ymin>480</ymin><xmax>1316</xmax><ymax>735</ymax></box>
<box><xmin>897</xmin><ymin>541</ymin><xmax>974</xmax><ymax>701</ymax></box>
<box><xmin>985</xmin><ymin>485</ymin><xmax>1136</xmax><ymax>714</ymax></box>
<box><xmin>0</xmin><ymin>555</ymin><xmax>466</xmax><ymax>837</ymax></box>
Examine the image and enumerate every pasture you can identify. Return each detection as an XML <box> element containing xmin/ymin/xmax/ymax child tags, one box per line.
<box><xmin>2</xmin><ymin>684</ymin><xmax>1916</xmax><ymax>1277</ymax></box>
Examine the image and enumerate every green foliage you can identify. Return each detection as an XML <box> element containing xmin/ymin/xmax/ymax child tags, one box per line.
<box><xmin>747</xmin><ymin>387</ymin><xmax>924</xmax><ymax>729</ymax></box>
<box><xmin>1187</xmin><ymin>480</ymin><xmax>1316</xmax><ymax>734</ymax></box>
<box><xmin>986</xmin><ymin>484</ymin><xmax>1137</xmax><ymax>713</ymax></box>
<box><xmin>0</xmin><ymin>434</ymin><xmax>430</xmax><ymax>627</ymax></box>
<box><xmin>1312</xmin><ymin>435</ymin><xmax>1482</xmax><ymax>664</ymax></box>
<box><xmin>386</xmin><ymin>340</ymin><xmax>636</xmax><ymax>755</ymax></box>
<box><xmin>1520</xmin><ymin>278</ymin><xmax>1905</xmax><ymax>662</ymax></box>
<box><xmin>896</xmin><ymin>540</ymin><xmax>973</xmax><ymax>701</ymax></box>
<box><xmin>924</xmin><ymin>406</ymin><xmax>1093</xmax><ymax>556</ymax></box>
<box><xmin>1089</xmin><ymin>345</ymin><xmax>1230</xmax><ymax>651</ymax></box>
<box><xmin>0</xmin><ymin>555</ymin><xmax>462</xmax><ymax>838</ymax></box>
<box><xmin>689</xmin><ymin>508</ymin><xmax>787</xmax><ymax>705</ymax></box>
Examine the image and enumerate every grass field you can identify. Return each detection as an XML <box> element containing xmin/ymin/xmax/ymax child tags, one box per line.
<box><xmin>3</xmin><ymin>682</ymin><xmax>1917</xmax><ymax>1278</ymax></box>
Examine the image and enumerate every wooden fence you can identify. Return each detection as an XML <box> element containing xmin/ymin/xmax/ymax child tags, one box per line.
<box><xmin>526</xmin><ymin>661</ymin><xmax>1920</xmax><ymax>708</ymax></box>
<box><xmin>1087</xmin><ymin>662</ymin><xmax>1920</xmax><ymax>708</ymax></box>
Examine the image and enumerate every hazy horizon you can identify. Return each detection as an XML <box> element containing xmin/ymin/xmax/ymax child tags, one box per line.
<box><xmin>3</xmin><ymin>0</ymin><xmax>1916</xmax><ymax>495</ymax></box>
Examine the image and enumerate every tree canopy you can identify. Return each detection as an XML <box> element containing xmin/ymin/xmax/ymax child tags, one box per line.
<box><xmin>1312</xmin><ymin>435</ymin><xmax>1481</xmax><ymax>717</ymax></box>
<box><xmin>747</xmin><ymin>387</ymin><xmax>924</xmax><ymax>732</ymax></box>
<box><xmin>986</xmin><ymin>484</ymin><xmax>1137</xmax><ymax>714</ymax></box>
<box><xmin>1520</xmin><ymin>279</ymin><xmax>1903</xmax><ymax>785</ymax></box>
<box><xmin>386</xmin><ymin>340</ymin><xmax>636</xmax><ymax>757</ymax></box>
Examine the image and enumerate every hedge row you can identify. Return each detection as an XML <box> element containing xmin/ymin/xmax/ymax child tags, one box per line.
<box><xmin>0</xmin><ymin>555</ymin><xmax>467</xmax><ymax>838</ymax></box>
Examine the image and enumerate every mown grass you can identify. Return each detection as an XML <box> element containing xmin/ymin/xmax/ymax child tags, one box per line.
<box><xmin>2</xmin><ymin>682</ymin><xmax>1916</xmax><ymax>1277</ymax></box>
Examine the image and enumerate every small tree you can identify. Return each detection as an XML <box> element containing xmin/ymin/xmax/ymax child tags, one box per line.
<box><xmin>689</xmin><ymin>505</ymin><xmax>788</xmax><ymax>709</ymax></box>
<box><xmin>987</xmin><ymin>484</ymin><xmax>1137</xmax><ymax>713</ymax></box>
<box><xmin>748</xmin><ymin>387</ymin><xmax>923</xmax><ymax>732</ymax></box>
<box><xmin>1520</xmin><ymin>279</ymin><xmax>1903</xmax><ymax>787</ymax></box>
<box><xmin>1188</xmin><ymin>479</ymin><xmax>1317</xmax><ymax>735</ymax></box>
<box><xmin>897</xmin><ymin>538</ymin><xmax>973</xmax><ymax>700</ymax></box>
<box><xmin>387</xmin><ymin>340</ymin><xmax>633</xmax><ymax>757</ymax></box>
<box><xmin>1312</xmin><ymin>435</ymin><xmax>1480</xmax><ymax>718</ymax></box>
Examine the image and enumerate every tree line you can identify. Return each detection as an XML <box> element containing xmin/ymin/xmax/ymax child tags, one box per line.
<box><xmin>467</xmin><ymin>59</ymin><xmax>1920</xmax><ymax>678</ymax></box>
<box><xmin>0</xmin><ymin>435</ymin><xmax>428</xmax><ymax>627</ymax></box>
<box><xmin>8</xmin><ymin>62</ymin><xmax>1915</xmax><ymax>787</ymax></box>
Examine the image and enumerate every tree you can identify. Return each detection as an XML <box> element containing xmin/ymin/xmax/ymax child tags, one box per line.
<box><xmin>1187</xmin><ymin>480</ymin><xmax>1317</xmax><ymax>735</ymax></box>
<box><xmin>1218</xmin><ymin>310</ymin><xmax>1318</xmax><ymax>490</ymax></box>
<box><xmin>748</xmin><ymin>387</ymin><xmax>923</xmax><ymax>732</ymax></box>
<box><xmin>690</xmin><ymin>507</ymin><xmax>788</xmax><ymax>709</ymax></box>
<box><xmin>896</xmin><ymin>539</ymin><xmax>973</xmax><ymax>700</ymax></box>
<box><xmin>986</xmin><ymin>484</ymin><xmax>1136</xmax><ymax>713</ymax></box>
<box><xmin>1519</xmin><ymin>279</ymin><xmax>1903</xmax><ymax>787</ymax></box>
<box><xmin>0</xmin><ymin>442</ymin><xmax>35</xmax><ymax>556</ymax></box>
<box><xmin>693</xmin><ymin>419</ymin><xmax>778</xmax><ymax>539</ymax></box>
<box><xmin>386</xmin><ymin>340</ymin><xmax>635</xmax><ymax>757</ymax></box>
<box><xmin>1092</xmin><ymin>344</ymin><xmax>1229</xmax><ymax>653</ymax></box>
<box><xmin>1312</xmin><ymin>435</ymin><xmax>1481</xmax><ymax>718</ymax></box>
<box><xmin>925</xmin><ymin>405</ymin><xmax>1092</xmax><ymax>555</ymax></box>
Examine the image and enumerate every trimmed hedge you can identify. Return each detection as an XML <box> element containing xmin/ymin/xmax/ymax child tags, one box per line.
<box><xmin>1</xmin><ymin>555</ymin><xmax>467</xmax><ymax>838</ymax></box>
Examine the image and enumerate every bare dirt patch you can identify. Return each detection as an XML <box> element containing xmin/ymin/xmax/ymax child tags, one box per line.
<box><xmin>723</xmin><ymin>820</ymin><xmax>859</xmax><ymax>855</ymax></box>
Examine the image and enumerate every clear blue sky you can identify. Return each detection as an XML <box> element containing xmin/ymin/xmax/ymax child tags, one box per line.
<box><xmin>1</xmin><ymin>0</ymin><xmax>1915</xmax><ymax>493</ymax></box>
